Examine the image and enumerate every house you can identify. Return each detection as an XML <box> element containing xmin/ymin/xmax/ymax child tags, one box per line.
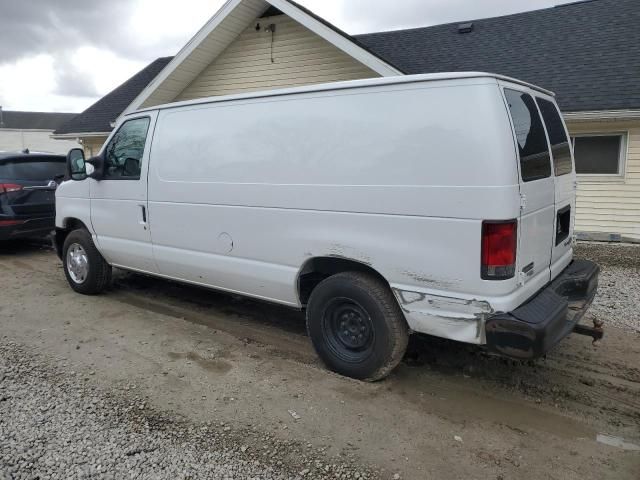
<box><xmin>52</xmin><ymin>58</ymin><xmax>173</xmax><ymax>158</ymax></box>
<box><xmin>0</xmin><ymin>108</ymin><xmax>78</xmax><ymax>154</ymax></box>
<box><xmin>53</xmin><ymin>0</ymin><xmax>640</xmax><ymax>242</ymax></box>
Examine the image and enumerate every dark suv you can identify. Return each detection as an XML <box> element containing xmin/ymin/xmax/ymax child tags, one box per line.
<box><xmin>0</xmin><ymin>151</ymin><xmax>66</xmax><ymax>241</ymax></box>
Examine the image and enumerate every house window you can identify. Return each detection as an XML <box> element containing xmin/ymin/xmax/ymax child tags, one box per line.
<box><xmin>571</xmin><ymin>134</ymin><xmax>627</xmax><ymax>176</ymax></box>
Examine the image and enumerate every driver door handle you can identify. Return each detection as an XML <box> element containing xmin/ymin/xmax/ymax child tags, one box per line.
<box><xmin>139</xmin><ymin>204</ymin><xmax>147</xmax><ymax>226</ymax></box>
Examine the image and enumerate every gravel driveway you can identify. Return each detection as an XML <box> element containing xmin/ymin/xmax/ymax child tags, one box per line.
<box><xmin>575</xmin><ymin>242</ymin><xmax>640</xmax><ymax>333</ymax></box>
<box><xmin>0</xmin><ymin>342</ymin><xmax>370</xmax><ymax>480</ymax></box>
<box><xmin>1</xmin><ymin>240</ymin><xmax>639</xmax><ymax>480</ymax></box>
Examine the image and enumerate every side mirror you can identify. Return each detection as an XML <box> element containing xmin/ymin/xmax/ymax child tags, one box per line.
<box><xmin>66</xmin><ymin>148</ymin><xmax>86</xmax><ymax>181</ymax></box>
<box><xmin>86</xmin><ymin>154</ymin><xmax>105</xmax><ymax>180</ymax></box>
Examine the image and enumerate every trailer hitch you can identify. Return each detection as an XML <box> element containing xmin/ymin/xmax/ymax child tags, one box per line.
<box><xmin>573</xmin><ymin>319</ymin><xmax>604</xmax><ymax>345</ymax></box>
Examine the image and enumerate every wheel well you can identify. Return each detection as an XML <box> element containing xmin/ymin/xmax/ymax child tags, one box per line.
<box><xmin>54</xmin><ymin>218</ymin><xmax>89</xmax><ymax>259</ymax></box>
<box><xmin>298</xmin><ymin>257</ymin><xmax>390</xmax><ymax>306</ymax></box>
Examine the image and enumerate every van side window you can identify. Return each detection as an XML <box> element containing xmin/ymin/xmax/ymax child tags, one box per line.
<box><xmin>536</xmin><ymin>98</ymin><xmax>573</xmax><ymax>176</ymax></box>
<box><xmin>103</xmin><ymin>117</ymin><xmax>151</xmax><ymax>180</ymax></box>
<box><xmin>504</xmin><ymin>89</ymin><xmax>551</xmax><ymax>182</ymax></box>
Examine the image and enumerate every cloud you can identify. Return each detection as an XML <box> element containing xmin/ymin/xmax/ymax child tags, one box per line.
<box><xmin>0</xmin><ymin>0</ymin><xmax>135</xmax><ymax>64</ymax></box>
<box><xmin>0</xmin><ymin>0</ymin><xmax>222</xmax><ymax>111</ymax></box>
<box><xmin>310</xmin><ymin>0</ymin><xmax>578</xmax><ymax>34</ymax></box>
<box><xmin>0</xmin><ymin>0</ymin><xmax>580</xmax><ymax>112</ymax></box>
<box><xmin>53</xmin><ymin>57</ymin><xmax>101</xmax><ymax>98</ymax></box>
<box><xmin>0</xmin><ymin>55</ymin><xmax>90</xmax><ymax>112</ymax></box>
<box><xmin>0</xmin><ymin>0</ymin><xmax>229</xmax><ymax>65</ymax></box>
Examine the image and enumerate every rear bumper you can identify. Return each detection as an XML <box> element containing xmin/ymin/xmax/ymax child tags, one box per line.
<box><xmin>485</xmin><ymin>259</ymin><xmax>600</xmax><ymax>359</ymax></box>
<box><xmin>0</xmin><ymin>217</ymin><xmax>55</xmax><ymax>240</ymax></box>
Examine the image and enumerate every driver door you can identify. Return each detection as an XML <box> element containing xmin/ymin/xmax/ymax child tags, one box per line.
<box><xmin>89</xmin><ymin>113</ymin><xmax>158</xmax><ymax>273</ymax></box>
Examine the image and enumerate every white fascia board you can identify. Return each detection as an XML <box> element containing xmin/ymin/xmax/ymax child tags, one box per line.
<box><xmin>123</xmin><ymin>0</ymin><xmax>248</xmax><ymax>116</ymax></box>
<box><xmin>1</xmin><ymin>128</ymin><xmax>54</xmax><ymax>133</ymax></box>
<box><xmin>564</xmin><ymin>110</ymin><xmax>640</xmax><ymax>122</ymax></box>
<box><xmin>50</xmin><ymin>132</ymin><xmax>110</xmax><ymax>140</ymax></box>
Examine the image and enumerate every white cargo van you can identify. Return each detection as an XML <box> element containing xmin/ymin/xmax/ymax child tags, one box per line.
<box><xmin>56</xmin><ymin>72</ymin><xmax>601</xmax><ymax>380</ymax></box>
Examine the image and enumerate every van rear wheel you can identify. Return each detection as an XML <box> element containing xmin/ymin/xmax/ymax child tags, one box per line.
<box><xmin>62</xmin><ymin>229</ymin><xmax>112</xmax><ymax>295</ymax></box>
<box><xmin>306</xmin><ymin>272</ymin><xmax>409</xmax><ymax>381</ymax></box>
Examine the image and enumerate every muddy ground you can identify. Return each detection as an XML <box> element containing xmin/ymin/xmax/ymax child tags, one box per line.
<box><xmin>1</xmin><ymin>240</ymin><xmax>639</xmax><ymax>479</ymax></box>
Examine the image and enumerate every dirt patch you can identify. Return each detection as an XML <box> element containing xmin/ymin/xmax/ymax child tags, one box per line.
<box><xmin>1</xmin><ymin>243</ymin><xmax>639</xmax><ymax>479</ymax></box>
<box><xmin>167</xmin><ymin>351</ymin><xmax>234</xmax><ymax>374</ymax></box>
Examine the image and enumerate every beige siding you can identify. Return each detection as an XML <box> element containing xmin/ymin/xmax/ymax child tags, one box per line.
<box><xmin>0</xmin><ymin>129</ymin><xmax>79</xmax><ymax>154</ymax></box>
<box><xmin>140</xmin><ymin>0</ymin><xmax>267</xmax><ymax>108</ymax></box>
<box><xmin>567</xmin><ymin>119</ymin><xmax>640</xmax><ymax>241</ymax></box>
<box><xmin>176</xmin><ymin>15</ymin><xmax>378</xmax><ymax>101</ymax></box>
<box><xmin>81</xmin><ymin>136</ymin><xmax>108</xmax><ymax>157</ymax></box>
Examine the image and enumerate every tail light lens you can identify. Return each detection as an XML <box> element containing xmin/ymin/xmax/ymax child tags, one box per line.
<box><xmin>481</xmin><ymin>220</ymin><xmax>517</xmax><ymax>280</ymax></box>
<box><xmin>0</xmin><ymin>219</ymin><xmax>26</xmax><ymax>226</ymax></box>
<box><xmin>0</xmin><ymin>183</ymin><xmax>23</xmax><ymax>194</ymax></box>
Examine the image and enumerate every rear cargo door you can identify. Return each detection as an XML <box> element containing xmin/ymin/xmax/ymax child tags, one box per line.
<box><xmin>536</xmin><ymin>98</ymin><xmax>576</xmax><ymax>278</ymax></box>
<box><xmin>504</xmin><ymin>89</ymin><xmax>555</xmax><ymax>286</ymax></box>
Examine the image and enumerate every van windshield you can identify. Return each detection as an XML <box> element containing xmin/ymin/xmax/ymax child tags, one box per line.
<box><xmin>504</xmin><ymin>89</ymin><xmax>552</xmax><ymax>182</ymax></box>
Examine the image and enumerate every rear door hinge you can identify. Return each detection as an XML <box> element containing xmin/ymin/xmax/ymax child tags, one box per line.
<box><xmin>518</xmin><ymin>271</ymin><xmax>527</xmax><ymax>287</ymax></box>
<box><xmin>520</xmin><ymin>193</ymin><xmax>527</xmax><ymax>211</ymax></box>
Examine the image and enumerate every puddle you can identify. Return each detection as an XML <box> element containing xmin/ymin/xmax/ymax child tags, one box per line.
<box><xmin>167</xmin><ymin>351</ymin><xmax>233</xmax><ymax>374</ymax></box>
<box><xmin>596</xmin><ymin>434</ymin><xmax>640</xmax><ymax>451</ymax></box>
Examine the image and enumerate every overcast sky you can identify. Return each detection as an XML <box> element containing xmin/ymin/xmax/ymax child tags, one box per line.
<box><xmin>0</xmin><ymin>0</ymin><xmax>577</xmax><ymax>113</ymax></box>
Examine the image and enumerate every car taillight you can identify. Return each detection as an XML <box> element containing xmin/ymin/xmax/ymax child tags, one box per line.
<box><xmin>0</xmin><ymin>183</ymin><xmax>23</xmax><ymax>194</ymax></box>
<box><xmin>0</xmin><ymin>219</ymin><xmax>25</xmax><ymax>226</ymax></box>
<box><xmin>481</xmin><ymin>220</ymin><xmax>517</xmax><ymax>280</ymax></box>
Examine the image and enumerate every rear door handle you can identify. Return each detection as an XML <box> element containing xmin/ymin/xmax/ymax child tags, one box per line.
<box><xmin>139</xmin><ymin>204</ymin><xmax>147</xmax><ymax>225</ymax></box>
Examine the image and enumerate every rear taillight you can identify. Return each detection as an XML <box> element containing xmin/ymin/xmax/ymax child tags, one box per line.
<box><xmin>0</xmin><ymin>183</ymin><xmax>23</xmax><ymax>194</ymax></box>
<box><xmin>481</xmin><ymin>220</ymin><xmax>517</xmax><ymax>280</ymax></box>
<box><xmin>0</xmin><ymin>219</ymin><xmax>25</xmax><ymax>226</ymax></box>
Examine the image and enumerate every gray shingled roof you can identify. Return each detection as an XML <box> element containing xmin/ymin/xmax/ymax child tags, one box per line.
<box><xmin>0</xmin><ymin>110</ymin><xmax>76</xmax><ymax>130</ymax></box>
<box><xmin>55</xmin><ymin>0</ymin><xmax>639</xmax><ymax>137</ymax></box>
<box><xmin>356</xmin><ymin>0</ymin><xmax>640</xmax><ymax>112</ymax></box>
<box><xmin>53</xmin><ymin>57</ymin><xmax>173</xmax><ymax>135</ymax></box>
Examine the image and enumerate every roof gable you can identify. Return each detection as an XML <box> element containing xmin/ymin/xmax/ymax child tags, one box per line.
<box><xmin>174</xmin><ymin>12</ymin><xmax>379</xmax><ymax>102</ymax></box>
<box><xmin>126</xmin><ymin>0</ymin><xmax>401</xmax><ymax>112</ymax></box>
<box><xmin>356</xmin><ymin>0</ymin><xmax>640</xmax><ymax>112</ymax></box>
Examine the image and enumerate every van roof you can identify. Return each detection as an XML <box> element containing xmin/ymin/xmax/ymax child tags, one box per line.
<box><xmin>132</xmin><ymin>72</ymin><xmax>554</xmax><ymax>115</ymax></box>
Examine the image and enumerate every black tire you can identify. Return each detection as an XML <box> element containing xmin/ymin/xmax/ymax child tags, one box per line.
<box><xmin>62</xmin><ymin>229</ymin><xmax>112</xmax><ymax>295</ymax></box>
<box><xmin>306</xmin><ymin>271</ymin><xmax>409</xmax><ymax>381</ymax></box>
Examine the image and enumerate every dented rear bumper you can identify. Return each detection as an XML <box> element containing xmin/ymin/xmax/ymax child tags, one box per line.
<box><xmin>485</xmin><ymin>259</ymin><xmax>600</xmax><ymax>359</ymax></box>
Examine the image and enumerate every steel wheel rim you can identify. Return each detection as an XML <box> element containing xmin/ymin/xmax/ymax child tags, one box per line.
<box><xmin>321</xmin><ymin>297</ymin><xmax>375</xmax><ymax>363</ymax></box>
<box><xmin>66</xmin><ymin>243</ymin><xmax>89</xmax><ymax>284</ymax></box>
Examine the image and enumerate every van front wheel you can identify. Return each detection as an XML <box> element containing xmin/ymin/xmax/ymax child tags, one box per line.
<box><xmin>306</xmin><ymin>272</ymin><xmax>409</xmax><ymax>381</ymax></box>
<box><xmin>62</xmin><ymin>229</ymin><xmax>112</xmax><ymax>295</ymax></box>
